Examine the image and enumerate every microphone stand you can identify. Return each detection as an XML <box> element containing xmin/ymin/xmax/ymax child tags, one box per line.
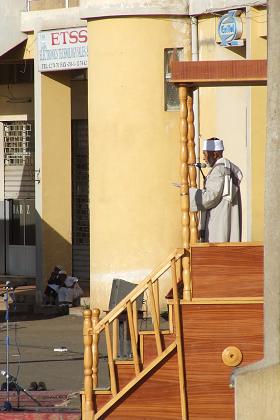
<box><xmin>198</xmin><ymin>166</ymin><xmax>206</xmax><ymax>181</ymax></box>
<box><xmin>2</xmin><ymin>282</ymin><xmax>13</xmax><ymax>411</ymax></box>
<box><xmin>0</xmin><ymin>372</ymin><xmax>41</xmax><ymax>409</ymax></box>
<box><xmin>1</xmin><ymin>283</ymin><xmax>41</xmax><ymax>411</ymax></box>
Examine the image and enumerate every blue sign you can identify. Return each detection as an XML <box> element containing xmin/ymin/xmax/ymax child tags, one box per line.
<box><xmin>218</xmin><ymin>10</ymin><xmax>244</xmax><ymax>47</ymax></box>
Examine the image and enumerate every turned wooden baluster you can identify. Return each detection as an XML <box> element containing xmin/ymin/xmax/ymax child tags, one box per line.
<box><xmin>92</xmin><ymin>308</ymin><xmax>100</xmax><ymax>390</ymax></box>
<box><xmin>187</xmin><ymin>90</ymin><xmax>198</xmax><ymax>244</ymax></box>
<box><xmin>179</xmin><ymin>85</ymin><xmax>192</xmax><ymax>301</ymax></box>
<box><xmin>83</xmin><ymin>309</ymin><xmax>93</xmax><ymax>420</ymax></box>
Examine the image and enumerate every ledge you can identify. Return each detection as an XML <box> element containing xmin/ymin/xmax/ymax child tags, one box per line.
<box><xmin>21</xmin><ymin>7</ymin><xmax>85</xmax><ymax>33</ymax></box>
<box><xmin>79</xmin><ymin>0</ymin><xmax>189</xmax><ymax>19</ymax></box>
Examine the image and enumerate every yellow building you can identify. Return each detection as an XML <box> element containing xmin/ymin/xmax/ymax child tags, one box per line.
<box><xmin>0</xmin><ymin>1</ymin><xmax>267</xmax><ymax>310</ymax></box>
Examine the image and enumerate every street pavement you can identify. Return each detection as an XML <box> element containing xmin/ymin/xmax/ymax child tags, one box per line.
<box><xmin>0</xmin><ymin>315</ymin><xmax>86</xmax><ymax>392</ymax></box>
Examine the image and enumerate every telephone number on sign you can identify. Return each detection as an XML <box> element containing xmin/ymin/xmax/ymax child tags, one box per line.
<box><xmin>40</xmin><ymin>60</ymin><xmax>88</xmax><ymax>70</ymax></box>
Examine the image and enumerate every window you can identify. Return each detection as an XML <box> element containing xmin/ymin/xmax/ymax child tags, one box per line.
<box><xmin>164</xmin><ymin>48</ymin><xmax>183</xmax><ymax>111</ymax></box>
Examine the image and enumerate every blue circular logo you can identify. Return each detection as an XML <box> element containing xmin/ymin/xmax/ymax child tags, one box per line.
<box><xmin>218</xmin><ymin>10</ymin><xmax>242</xmax><ymax>46</ymax></box>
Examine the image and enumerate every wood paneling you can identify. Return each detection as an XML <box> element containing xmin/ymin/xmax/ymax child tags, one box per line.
<box><xmin>102</xmin><ymin>350</ymin><xmax>181</xmax><ymax>419</ymax></box>
<box><xmin>191</xmin><ymin>245</ymin><xmax>263</xmax><ymax>298</ymax></box>
<box><xmin>182</xmin><ymin>304</ymin><xmax>263</xmax><ymax>419</ymax></box>
<box><xmin>171</xmin><ymin>60</ymin><xmax>267</xmax><ymax>86</ymax></box>
<box><xmin>93</xmin><ymin>393</ymin><xmax>112</xmax><ymax>414</ymax></box>
<box><xmin>141</xmin><ymin>333</ymin><xmax>175</xmax><ymax>367</ymax></box>
<box><xmin>115</xmin><ymin>363</ymin><xmax>135</xmax><ymax>391</ymax></box>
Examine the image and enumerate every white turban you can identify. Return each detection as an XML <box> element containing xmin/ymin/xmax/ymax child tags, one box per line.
<box><xmin>203</xmin><ymin>138</ymin><xmax>224</xmax><ymax>151</ymax></box>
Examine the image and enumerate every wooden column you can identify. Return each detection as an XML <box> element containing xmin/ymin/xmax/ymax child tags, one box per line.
<box><xmin>92</xmin><ymin>308</ymin><xmax>100</xmax><ymax>390</ymax></box>
<box><xmin>187</xmin><ymin>90</ymin><xmax>198</xmax><ymax>244</ymax></box>
<box><xmin>83</xmin><ymin>309</ymin><xmax>93</xmax><ymax>419</ymax></box>
<box><xmin>179</xmin><ymin>85</ymin><xmax>192</xmax><ymax>301</ymax></box>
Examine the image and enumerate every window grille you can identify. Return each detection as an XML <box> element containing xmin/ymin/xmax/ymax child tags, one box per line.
<box><xmin>4</xmin><ymin>122</ymin><xmax>34</xmax><ymax>166</ymax></box>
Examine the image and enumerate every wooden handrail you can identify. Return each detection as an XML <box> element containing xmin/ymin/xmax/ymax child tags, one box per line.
<box><xmin>83</xmin><ymin>249</ymin><xmax>188</xmax><ymax>420</ymax></box>
<box><xmin>93</xmin><ymin>248</ymin><xmax>185</xmax><ymax>334</ymax></box>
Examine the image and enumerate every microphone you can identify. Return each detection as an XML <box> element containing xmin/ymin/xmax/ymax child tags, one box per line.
<box><xmin>188</xmin><ymin>163</ymin><xmax>207</xmax><ymax>169</ymax></box>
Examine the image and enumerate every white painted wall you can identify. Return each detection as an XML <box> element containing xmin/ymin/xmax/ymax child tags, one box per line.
<box><xmin>0</xmin><ymin>0</ymin><xmax>27</xmax><ymax>56</ymax></box>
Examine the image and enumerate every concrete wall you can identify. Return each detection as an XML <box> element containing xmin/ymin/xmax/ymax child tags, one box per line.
<box><xmin>0</xmin><ymin>84</ymin><xmax>34</xmax><ymax>121</ymax></box>
<box><xmin>0</xmin><ymin>0</ymin><xmax>27</xmax><ymax>57</ymax></box>
<box><xmin>40</xmin><ymin>72</ymin><xmax>72</xmax><ymax>279</ymax></box>
<box><xmin>235</xmin><ymin>364</ymin><xmax>280</xmax><ymax>420</ymax></box>
<box><xmin>87</xmin><ymin>16</ymin><xmax>190</xmax><ymax>309</ymax></box>
<box><xmin>247</xmin><ymin>7</ymin><xmax>267</xmax><ymax>241</ymax></box>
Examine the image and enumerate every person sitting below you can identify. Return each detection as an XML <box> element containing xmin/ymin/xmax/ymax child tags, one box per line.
<box><xmin>189</xmin><ymin>137</ymin><xmax>243</xmax><ymax>243</ymax></box>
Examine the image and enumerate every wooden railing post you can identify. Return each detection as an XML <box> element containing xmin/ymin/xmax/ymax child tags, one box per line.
<box><xmin>132</xmin><ymin>300</ymin><xmax>139</xmax><ymax>344</ymax></box>
<box><xmin>148</xmin><ymin>281</ymin><xmax>162</xmax><ymax>355</ymax></box>
<box><xmin>112</xmin><ymin>318</ymin><xmax>119</xmax><ymax>359</ymax></box>
<box><xmin>179</xmin><ymin>84</ymin><xmax>192</xmax><ymax>301</ymax></box>
<box><xmin>83</xmin><ymin>309</ymin><xmax>93</xmax><ymax>420</ymax></box>
<box><xmin>187</xmin><ymin>90</ymin><xmax>198</xmax><ymax>244</ymax></box>
<box><xmin>153</xmin><ymin>279</ymin><xmax>160</xmax><ymax>324</ymax></box>
<box><xmin>171</xmin><ymin>258</ymin><xmax>187</xmax><ymax>420</ymax></box>
<box><xmin>127</xmin><ymin>301</ymin><xmax>141</xmax><ymax>374</ymax></box>
<box><xmin>105</xmin><ymin>322</ymin><xmax>117</xmax><ymax>396</ymax></box>
<box><xmin>92</xmin><ymin>308</ymin><xmax>100</xmax><ymax>390</ymax></box>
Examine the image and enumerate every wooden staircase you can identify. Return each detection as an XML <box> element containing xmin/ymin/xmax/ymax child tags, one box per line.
<box><xmin>82</xmin><ymin>243</ymin><xmax>264</xmax><ymax>419</ymax></box>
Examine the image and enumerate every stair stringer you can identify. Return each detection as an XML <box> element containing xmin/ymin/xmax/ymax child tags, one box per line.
<box><xmin>95</xmin><ymin>341</ymin><xmax>182</xmax><ymax>419</ymax></box>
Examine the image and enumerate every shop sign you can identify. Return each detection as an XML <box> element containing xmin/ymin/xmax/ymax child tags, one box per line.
<box><xmin>38</xmin><ymin>27</ymin><xmax>88</xmax><ymax>72</ymax></box>
<box><xmin>218</xmin><ymin>10</ymin><xmax>244</xmax><ymax>47</ymax></box>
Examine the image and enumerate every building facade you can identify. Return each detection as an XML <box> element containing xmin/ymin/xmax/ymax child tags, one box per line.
<box><xmin>0</xmin><ymin>0</ymin><xmax>267</xmax><ymax>310</ymax></box>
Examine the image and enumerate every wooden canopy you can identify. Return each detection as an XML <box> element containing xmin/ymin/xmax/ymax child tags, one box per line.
<box><xmin>171</xmin><ymin>59</ymin><xmax>267</xmax><ymax>86</ymax></box>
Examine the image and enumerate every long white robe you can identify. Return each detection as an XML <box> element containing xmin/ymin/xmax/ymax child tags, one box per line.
<box><xmin>189</xmin><ymin>158</ymin><xmax>243</xmax><ymax>242</ymax></box>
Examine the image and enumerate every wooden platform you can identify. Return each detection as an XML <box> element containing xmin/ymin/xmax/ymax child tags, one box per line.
<box><xmin>191</xmin><ymin>243</ymin><xmax>263</xmax><ymax>299</ymax></box>
<box><xmin>83</xmin><ymin>243</ymin><xmax>264</xmax><ymax>419</ymax></box>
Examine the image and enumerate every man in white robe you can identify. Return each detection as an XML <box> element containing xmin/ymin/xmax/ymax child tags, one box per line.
<box><xmin>189</xmin><ymin>138</ymin><xmax>243</xmax><ymax>242</ymax></box>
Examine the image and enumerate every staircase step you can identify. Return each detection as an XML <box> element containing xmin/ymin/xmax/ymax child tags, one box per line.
<box><xmin>93</xmin><ymin>389</ymin><xmax>111</xmax><ymax>394</ymax></box>
<box><xmin>114</xmin><ymin>360</ymin><xmax>134</xmax><ymax>365</ymax></box>
<box><xmin>139</xmin><ymin>329</ymin><xmax>170</xmax><ymax>335</ymax></box>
